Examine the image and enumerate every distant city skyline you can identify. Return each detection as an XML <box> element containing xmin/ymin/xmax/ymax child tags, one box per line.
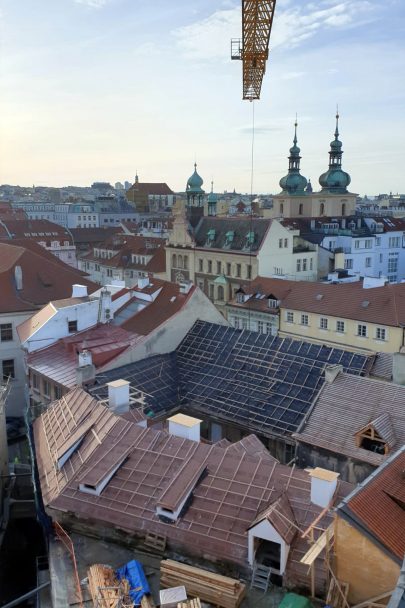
<box><xmin>1</xmin><ymin>0</ymin><xmax>404</xmax><ymax>194</ymax></box>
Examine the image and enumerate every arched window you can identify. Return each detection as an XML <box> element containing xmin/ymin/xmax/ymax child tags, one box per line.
<box><xmin>320</xmin><ymin>203</ymin><xmax>325</xmax><ymax>215</ymax></box>
<box><xmin>183</xmin><ymin>256</ymin><xmax>188</xmax><ymax>270</ymax></box>
<box><xmin>342</xmin><ymin>203</ymin><xmax>346</xmax><ymax>215</ymax></box>
<box><xmin>299</xmin><ymin>203</ymin><xmax>303</xmax><ymax>215</ymax></box>
<box><xmin>217</xmin><ymin>285</ymin><xmax>224</xmax><ymax>301</ymax></box>
<box><xmin>172</xmin><ymin>254</ymin><xmax>177</xmax><ymax>268</ymax></box>
<box><xmin>280</xmin><ymin>203</ymin><xmax>284</xmax><ymax>215</ymax></box>
<box><xmin>178</xmin><ymin>254</ymin><xmax>183</xmax><ymax>269</ymax></box>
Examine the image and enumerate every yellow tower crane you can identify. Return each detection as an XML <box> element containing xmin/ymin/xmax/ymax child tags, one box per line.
<box><xmin>231</xmin><ymin>0</ymin><xmax>277</xmax><ymax>101</ymax></box>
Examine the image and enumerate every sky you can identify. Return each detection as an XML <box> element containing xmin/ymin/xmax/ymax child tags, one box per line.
<box><xmin>1</xmin><ymin>0</ymin><xmax>404</xmax><ymax>195</ymax></box>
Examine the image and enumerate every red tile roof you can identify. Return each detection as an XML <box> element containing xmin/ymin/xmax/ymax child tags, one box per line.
<box><xmin>338</xmin><ymin>446</ymin><xmax>405</xmax><ymax>561</ymax></box>
<box><xmin>281</xmin><ymin>279</ymin><xmax>405</xmax><ymax>327</ymax></box>
<box><xmin>228</xmin><ymin>277</ymin><xmax>297</xmax><ymax>314</ymax></box>
<box><xmin>127</xmin><ymin>182</ymin><xmax>174</xmax><ymax>195</ymax></box>
<box><xmin>28</xmin><ymin>324</ymin><xmax>140</xmax><ymax>389</ymax></box>
<box><xmin>0</xmin><ymin>242</ymin><xmax>98</xmax><ymax>313</ymax></box>
<box><xmin>120</xmin><ymin>279</ymin><xmax>195</xmax><ymax>336</ymax></box>
<box><xmin>0</xmin><ymin>219</ymin><xmax>73</xmax><ymax>243</ymax></box>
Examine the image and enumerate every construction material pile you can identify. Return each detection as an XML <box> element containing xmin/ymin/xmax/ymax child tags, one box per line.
<box><xmin>160</xmin><ymin>560</ymin><xmax>246</xmax><ymax>608</ymax></box>
<box><xmin>87</xmin><ymin>564</ymin><xmax>134</xmax><ymax>607</ymax></box>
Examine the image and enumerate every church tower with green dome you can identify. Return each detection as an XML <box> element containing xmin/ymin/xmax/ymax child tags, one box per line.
<box><xmin>279</xmin><ymin>120</ymin><xmax>308</xmax><ymax>196</ymax></box>
<box><xmin>319</xmin><ymin>112</ymin><xmax>351</xmax><ymax>194</ymax></box>
<box><xmin>268</xmin><ymin>113</ymin><xmax>357</xmax><ymax>219</ymax></box>
<box><xmin>186</xmin><ymin>163</ymin><xmax>205</xmax><ymax>207</ymax></box>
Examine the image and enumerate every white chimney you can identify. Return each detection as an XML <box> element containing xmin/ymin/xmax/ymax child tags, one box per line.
<box><xmin>78</xmin><ymin>350</ymin><xmax>92</xmax><ymax>368</ymax></box>
<box><xmin>137</xmin><ymin>277</ymin><xmax>150</xmax><ymax>289</ymax></box>
<box><xmin>324</xmin><ymin>364</ymin><xmax>343</xmax><ymax>384</ymax></box>
<box><xmin>107</xmin><ymin>379</ymin><xmax>130</xmax><ymax>414</ymax></box>
<box><xmin>15</xmin><ymin>265</ymin><xmax>23</xmax><ymax>290</ymax></box>
<box><xmin>309</xmin><ymin>468</ymin><xmax>339</xmax><ymax>508</ymax></box>
<box><xmin>168</xmin><ymin>413</ymin><xmax>202</xmax><ymax>442</ymax></box>
<box><xmin>72</xmin><ymin>284</ymin><xmax>88</xmax><ymax>298</ymax></box>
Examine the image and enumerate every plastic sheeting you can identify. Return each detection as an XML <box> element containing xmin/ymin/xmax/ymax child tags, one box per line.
<box><xmin>116</xmin><ymin>560</ymin><xmax>150</xmax><ymax>606</ymax></box>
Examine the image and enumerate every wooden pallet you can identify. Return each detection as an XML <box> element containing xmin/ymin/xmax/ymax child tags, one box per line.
<box><xmin>161</xmin><ymin>560</ymin><xmax>246</xmax><ymax>608</ymax></box>
<box><xmin>327</xmin><ymin>577</ymin><xmax>349</xmax><ymax>608</ymax></box>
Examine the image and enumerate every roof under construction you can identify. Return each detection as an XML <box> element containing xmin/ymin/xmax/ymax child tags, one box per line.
<box><xmin>90</xmin><ymin>321</ymin><xmax>374</xmax><ymax>439</ymax></box>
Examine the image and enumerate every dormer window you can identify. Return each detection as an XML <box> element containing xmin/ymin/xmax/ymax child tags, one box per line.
<box><xmin>206</xmin><ymin>228</ymin><xmax>216</xmax><ymax>245</ymax></box>
<box><xmin>268</xmin><ymin>295</ymin><xmax>280</xmax><ymax>309</ymax></box>
<box><xmin>246</xmin><ymin>231</ymin><xmax>255</xmax><ymax>247</ymax></box>
<box><xmin>354</xmin><ymin>413</ymin><xmax>395</xmax><ymax>455</ymax></box>
<box><xmin>236</xmin><ymin>290</ymin><xmax>245</xmax><ymax>304</ymax></box>
<box><xmin>225</xmin><ymin>231</ymin><xmax>235</xmax><ymax>246</ymax></box>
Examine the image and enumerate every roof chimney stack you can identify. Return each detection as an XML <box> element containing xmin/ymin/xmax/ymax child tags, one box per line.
<box><xmin>72</xmin><ymin>284</ymin><xmax>88</xmax><ymax>298</ymax></box>
<box><xmin>14</xmin><ymin>265</ymin><xmax>23</xmax><ymax>290</ymax></box>
<box><xmin>75</xmin><ymin>350</ymin><xmax>96</xmax><ymax>387</ymax></box>
<box><xmin>107</xmin><ymin>379</ymin><xmax>130</xmax><ymax>414</ymax></box>
<box><xmin>309</xmin><ymin>468</ymin><xmax>339</xmax><ymax>508</ymax></box>
<box><xmin>137</xmin><ymin>277</ymin><xmax>150</xmax><ymax>289</ymax></box>
<box><xmin>168</xmin><ymin>413</ymin><xmax>202</xmax><ymax>442</ymax></box>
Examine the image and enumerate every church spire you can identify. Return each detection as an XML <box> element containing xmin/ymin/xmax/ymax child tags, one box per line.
<box><xmin>319</xmin><ymin>110</ymin><xmax>351</xmax><ymax>193</ymax></box>
<box><xmin>279</xmin><ymin>118</ymin><xmax>308</xmax><ymax>195</ymax></box>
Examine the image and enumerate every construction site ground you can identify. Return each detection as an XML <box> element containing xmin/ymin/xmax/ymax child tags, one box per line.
<box><xmin>48</xmin><ymin>532</ymin><xmax>288</xmax><ymax>607</ymax></box>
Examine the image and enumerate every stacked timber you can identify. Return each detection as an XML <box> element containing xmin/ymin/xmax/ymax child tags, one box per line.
<box><xmin>160</xmin><ymin>560</ymin><xmax>246</xmax><ymax>608</ymax></box>
<box><xmin>87</xmin><ymin>564</ymin><xmax>135</xmax><ymax>608</ymax></box>
<box><xmin>177</xmin><ymin>599</ymin><xmax>201</xmax><ymax>608</ymax></box>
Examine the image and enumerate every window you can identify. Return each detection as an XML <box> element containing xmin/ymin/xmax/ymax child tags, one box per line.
<box><xmin>301</xmin><ymin>314</ymin><xmax>309</xmax><ymax>326</ymax></box>
<box><xmin>54</xmin><ymin>385</ymin><xmax>62</xmax><ymax>399</ymax></box>
<box><xmin>365</xmin><ymin>257</ymin><xmax>372</xmax><ymax>268</ymax></box>
<box><xmin>299</xmin><ymin>203</ymin><xmax>303</xmax><ymax>215</ymax></box>
<box><xmin>32</xmin><ymin>373</ymin><xmax>39</xmax><ymax>390</ymax></box>
<box><xmin>209</xmin><ymin>284</ymin><xmax>214</xmax><ymax>299</ymax></box>
<box><xmin>320</xmin><ymin>318</ymin><xmax>328</xmax><ymax>330</ymax></box>
<box><xmin>354</xmin><ymin>240</ymin><xmax>360</xmax><ymax>249</ymax></box>
<box><xmin>0</xmin><ymin>324</ymin><xmax>13</xmax><ymax>342</ymax></box>
<box><xmin>389</xmin><ymin>236</ymin><xmax>401</xmax><ymax>248</ymax></box>
<box><xmin>183</xmin><ymin>256</ymin><xmax>188</xmax><ymax>270</ymax></box>
<box><xmin>388</xmin><ymin>257</ymin><xmax>398</xmax><ymax>273</ymax></box>
<box><xmin>107</xmin><ymin>269</ymin><xmax>113</xmax><ymax>277</ymax></box>
<box><xmin>388</xmin><ymin>275</ymin><xmax>397</xmax><ymax>283</ymax></box>
<box><xmin>357</xmin><ymin>324</ymin><xmax>367</xmax><ymax>337</ymax></box>
<box><xmin>376</xmin><ymin>237</ymin><xmax>381</xmax><ymax>246</ymax></box>
<box><xmin>208</xmin><ymin>260</ymin><xmax>212</xmax><ymax>274</ymax></box>
<box><xmin>296</xmin><ymin>259</ymin><xmax>301</xmax><ymax>272</ymax></box>
<box><xmin>365</xmin><ymin>239</ymin><xmax>372</xmax><ymax>249</ymax></box>
<box><xmin>341</xmin><ymin>203</ymin><xmax>346</xmax><ymax>215</ymax></box>
<box><xmin>2</xmin><ymin>359</ymin><xmax>15</xmax><ymax>380</ymax></box>
<box><xmin>172</xmin><ymin>254</ymin><xmax>177</xmax><ymax>268</ymax></box>
<box><xmin>379</xmin><ymin>254</ymin><xmax>383</xmax><ymax>263</ymax></box>
<box><xmin>274</xmin><ymin>267</ymin><xmax>283</xmax><ymax>275</ymax></box>
<box><xmin>236</xmin><ymin>264</ymin><xmax>241</xmax><ymax>278</ymax></box>
<box><xmin>284</xmin><ymin>238</ymin><xmax>288</xmax><ymax>248</ymax></box>
<box><xmin>68</xmin><ymin>320</ymin><xmax>77</xmax><ymax>333</ymax></box>
<box><xmin>279</xmin><ymin>238</ymin><xmax>283</xmax><ymax>248</ymax></box>
<box><xmin>344</xmin><ymin>258</ymin><xmax>353</xmax><ymax>269</ymax></box>
<box><xmin>320</xmin><ymin>203</ymin><xmax>325</xmax><ymax>215</ymax></box>
<box><xmin>310</xmin><ymin>258</ymin><xmax>313</xmax><ymax>271</ymax></box>
<box><xmin>286</xmin><ymin>312</ymin><xmax>294</xmax><ymax>323</ymax></box>
<box><xmin>280</xmin><ymin>203</ymin><xmax>284</xmax><ymax>215</ymax></box>
<box><xmin>199</xmin><ymin>259</ymin><xmax>203</xmax><ymax>272</ymax></box>
<box><xmin>217</xmin><ymin>286</ymin><xmax>224</xmax><ymax>301</ymax></box>
<box><xmin>302</xmin><ymin>259</ymin><xmax>307</xmax><ymax>271</ymax></box>
<box><xmin>43</xmin><ymin>380</ymin><xmax>50</xmax><ymax>397</ymax></box>
<box><xmin>233</xmin><ymin>317</ymin><xmax>241</xmax><ymax>329</ymax></box>
<box><xmin>226</xmin><ymin>262</ymin><xmax>231</xmax><ymax>276</ymax></box>
<box><xmin>216</xmin><ymin>261</ymin><xmax>221</xmax><ymax>274</ymax></box>
<box><xmin>375</xmin><ymin>327</ymin><xmax>386</xmax><ymax>341</ymax></box>
<box><xmin>241</xmin><ymin>318</ymin><xmax>248</xmax><ymax>330</ymax></box>
<box><xmin>247</xmin><ymin>264</ymin><xmax>252</xmax><ymax>279</ymax></box>
<box><xmin>336</xmin><ymin>320</ymin><xmax>345</xmax><ymax>333</ymax></box>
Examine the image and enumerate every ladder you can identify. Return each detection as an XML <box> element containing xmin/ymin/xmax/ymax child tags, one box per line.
<box><xmin>250</xmin><ymin>564</ymin><xmax>272</xmax><ymax>593</ymax></box>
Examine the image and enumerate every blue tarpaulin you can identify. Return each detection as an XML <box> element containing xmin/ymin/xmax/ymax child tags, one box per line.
<box><xmin>116</xmin><ymin>560</ymin><xmax>150</xmax><ymax>606</ymax></box>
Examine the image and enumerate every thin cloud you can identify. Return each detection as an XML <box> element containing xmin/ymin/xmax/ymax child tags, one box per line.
<box><xmin>74</xmin><ymin>0</ymin><xmax>108</xmax><ymax>8</ymax></box>
<box><xmin>173</xmin><ymin>1</ymin><xmax>376</xmax><ymax>60</ymax></box>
